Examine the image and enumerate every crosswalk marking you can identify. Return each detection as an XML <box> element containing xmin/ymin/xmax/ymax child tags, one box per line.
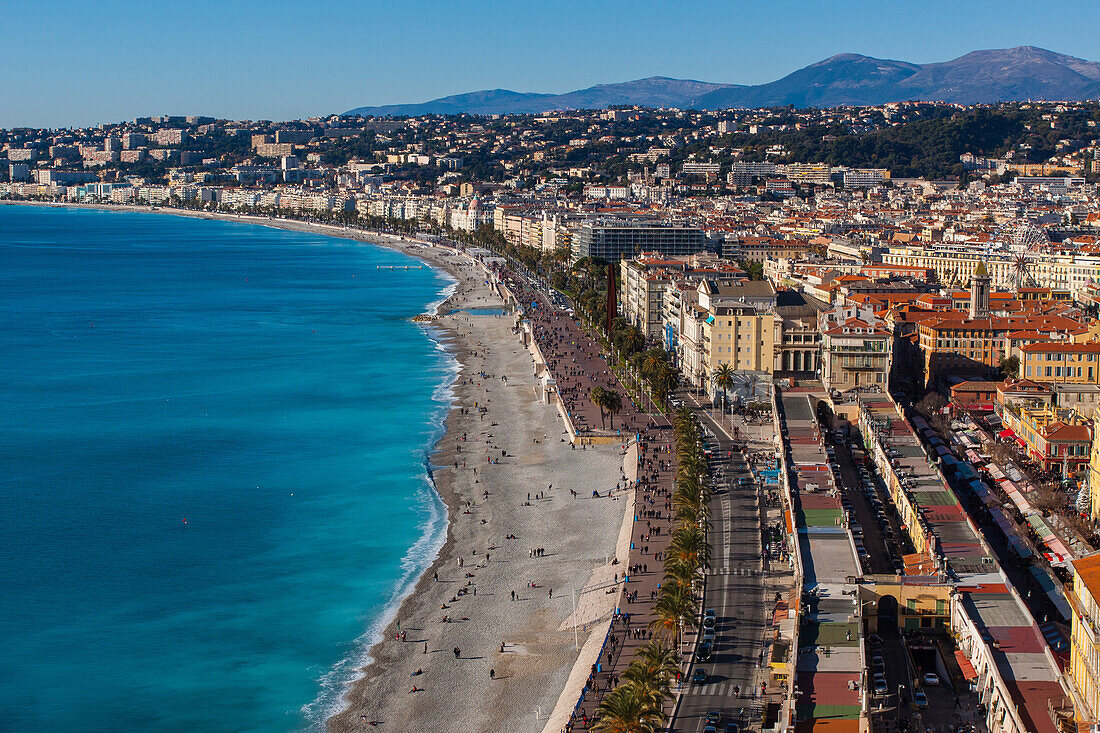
<box><xmin>713</xmin><ymin>567</ymin><xmax>760</xmax><ymax>576</ymax></box>
<box><xmin>693</xmin><ymin>681</ymin><xmax>765</xmax><ymax>706</ymax></box>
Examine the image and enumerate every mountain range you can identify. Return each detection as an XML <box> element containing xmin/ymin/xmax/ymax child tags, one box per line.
<box><xmin>343</xmin><ymin>46</ymin><xmax>1100</xmax><ymax>117</ymax></box>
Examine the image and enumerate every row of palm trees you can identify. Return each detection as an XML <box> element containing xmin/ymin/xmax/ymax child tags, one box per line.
<box><xmin>593</xmin><ymin>407</ymin><xmax>711</xmax><ymax>732</ymax></box>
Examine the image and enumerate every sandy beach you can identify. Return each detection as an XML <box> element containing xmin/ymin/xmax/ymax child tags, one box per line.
<box><xmin>2</xmin><ymin>202</ymin><xmax>633</xmax><ymax>732</ymax></box>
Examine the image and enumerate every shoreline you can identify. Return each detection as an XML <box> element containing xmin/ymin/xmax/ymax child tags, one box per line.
<box><xmin>3</xmin><ymin>201</ymin><xmax>630</xmax><ymax>731</ymax></box>
<box><xmin>326</xmin><ymin>247</ymin><xmax>630</xmax><ymax>732</ymax></box>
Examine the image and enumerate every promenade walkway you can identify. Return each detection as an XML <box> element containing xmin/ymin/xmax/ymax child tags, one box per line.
<box><xmin>499</xmin><ymin>272</ymin><xmax>654</xmax><ymax>439</ymax></box>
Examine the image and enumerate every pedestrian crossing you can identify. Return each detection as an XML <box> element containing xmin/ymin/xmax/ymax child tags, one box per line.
<box><xmin>712</xmin><ymin>566</ymin><xmax>761</xmax><ymax>576</ymax></box>
<box><xmin>697</xmin><ymin>680</ymin><xmax>744</xmax><ymax>698</ymax></box>
<box><xmin>687</xmin><ymin>684</ymin><xmax>764</xmax><ymax>714</ymax></box>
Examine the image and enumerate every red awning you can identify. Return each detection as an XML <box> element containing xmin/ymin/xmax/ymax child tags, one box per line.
<box><xmin>954</xmin><ymin>650</ymin><xmax>979</xmax><ymax>682</ymax></box>
<box><xmin>1015</xmin><ymin>437</ymin><xmax>1028</xmax><ymax>450</ymax></box>
<box><xmin>999</xmin><ymin>429</ymin><xmax>1016</xmax><ymax>439</ymax></box>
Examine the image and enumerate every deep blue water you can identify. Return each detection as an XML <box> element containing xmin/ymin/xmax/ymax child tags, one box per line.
<box><xmin>0</xmin><ymin>206</ymin><xmax>455</xmax><ymax>731</ymax></box>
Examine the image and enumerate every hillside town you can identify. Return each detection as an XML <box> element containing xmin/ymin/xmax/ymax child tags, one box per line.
<box><xmin>11</xmin><ymin>100</ymin><xmax>1100</xmax><ymax>733</ymax></box>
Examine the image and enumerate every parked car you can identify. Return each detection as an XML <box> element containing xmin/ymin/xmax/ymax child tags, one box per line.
<box><xmin>913</xmin><ymin>689</ymin><xmax>928</xmax><ymax>708</ymax></box>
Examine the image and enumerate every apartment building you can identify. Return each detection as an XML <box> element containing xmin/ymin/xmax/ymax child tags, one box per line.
<box><xmin>775</xmin><ymin>290</ymin><xmax>827</xmax><ymax>375</ymax></box>
<box><xmin>1014</xmin><ymin>343</ymin><xmax>1100</xmax><ymax>385</ymax></box>
<box><xmin>701</xmin><ymin>303</ymin><xmax>777</xmax><ymax>386</ymax></box>
<box><xmin>841</xmin><ymin>168</ymin><xmax>889</xmax><ymax>188</ymax></box>
<box><xmin>1067</xmin><ymin>553</ymin><xmax>1100</xmax><ymax>724</ymax></box>
<box><xmin>727</xmin><ymin>160</ymin><xmax>776</xmax><ymax>187</ymax></box>
<box><xmin>619</xmin><ymin>254</ymin><xmax>743</xmax><ymax>341</ymax></box>
<box><xmin>697</xmin><ymin>279</ymin><xmax>778</xmax><ymax>393</ymax></box>
<box><xmin>917</xmin><ymin>307</ymin><xmax>1084</xmax><ymax>388</ymax></box>
<box><xmin>883</xmin><ymin>246</ymin><xmax>1100</xmax><ymax>301</ymax></box>
<box><xmin>1000</xmin><ymin>402</ymin><xmax>1091</xmax><ymax>475</ymax></box>
<box><xmin>681</xmin><ymin>161</ymin><xmax>720</xmax><ymax>175</ymax></box>
<box><xmin>820</xmin><ymin>304</ymin><xmax>892</xmax><ymax>392</ymax></box>
<box><xmin>571</xmin><ymin>220</ymin><xmax>705</xmax><ymax>262</ymax></box>
<box><xmin>722</xmin><ymin>236</ymin><xmax>811</xmax><ymax>262</ymax></box>
<box><xmin>150</xmin><ymin>128</ymin><xmax>187</xmax><ymax>146</ymax></box>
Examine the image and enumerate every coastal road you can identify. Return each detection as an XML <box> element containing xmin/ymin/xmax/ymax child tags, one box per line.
<box><xmin>670</xmin><ymin>402</ymin><xmax>768</xmax><ymax>733</ymax></box>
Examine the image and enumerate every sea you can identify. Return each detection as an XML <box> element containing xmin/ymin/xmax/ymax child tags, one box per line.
<box><xmin>0</xmin><ymin>205</ymin><xmax>457</xmax><ymax>731</ymax></box>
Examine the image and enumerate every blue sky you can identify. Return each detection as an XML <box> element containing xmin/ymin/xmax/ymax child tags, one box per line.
<box><xmin>3</xmin><ymin>0</ymin><xmax>1099</xmax><ymax>128</ymax></box>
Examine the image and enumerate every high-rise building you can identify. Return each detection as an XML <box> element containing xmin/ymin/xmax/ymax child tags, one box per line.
<box><xmin>571</xmin><ymin>221</ymin><xmax>705</xmax><ymax>262</ymax></box>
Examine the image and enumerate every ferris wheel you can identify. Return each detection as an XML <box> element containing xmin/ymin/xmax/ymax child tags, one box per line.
<box><xmin>991</xmin><ymin>220</ymin><xmax>1050</xmax><ymax>289</ymax></box>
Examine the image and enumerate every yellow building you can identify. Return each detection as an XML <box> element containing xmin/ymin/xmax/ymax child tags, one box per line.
<box><xmin>696</xmin><ymin>279</ymin><xmax>779</xmax><ymax>390</ymax></box>
<box><xmin>701</xmin><ymin>303</ymin><xmax>777</xmax><ymax>380</ymax></box>
<box><xmin>1089</xmin><ymin>429</ymin><xmax>1100</xmax><ymax>523</ymax></box>
<box><xmin>1016</xmin><ymin>342</ymin><xmax>1100</xmax><ymax>385</ymax></box>
<box><xmin>1067</xmin><ymin>552</ymin><xmax>1100</xmax><ymax>723</ymax></box>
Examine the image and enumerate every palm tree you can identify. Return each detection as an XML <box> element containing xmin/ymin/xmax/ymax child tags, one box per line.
<box><xmin>668</xmin><ymin>524</ymin><xmax>710</xmax><ymax>571</ymax></box>
<box><xmin>640</xmin><ymin>350</ymin><xmax>666</xmax><ymax>382</ymax></box>
<box><xmin>621</xmin><ymin>641</ymin><xmax>679</xmax><ymax>704</ymax></box>
<box><xmin>591</xmin><ymin>385</ymin><xmax>608</xmax><ymax>428</ymax></box>
<box><xmin>593</xmin><ymin>683</ymin><xmax>664</xmax><ymax>733</ymax></box>
<box><xmin>662</xmin><ymin>556</ymin><xmax>700</xmax><ymax>585</ymax></box>
<box><xmin>649</xmin><ymin>592</ymin><xmax>686</xmax><ymax>641</ymax></box>
<box><xmin>603</xmin><ymin>389</ymin><xmax>623</xmax><ymax>430</ymax></box>
<box><xmin>646</xmin><ymin>364</ymin><xmax>674</xmax><ymax>407</ymax></box>
<box><xmin>712</xmin><ymin>363</ymin><xmax>736</xmax><ymax>420</ymax></box>
<box><xmin>651</xmin><ymin>579</ymin><xmax>698</xmax><ymax>641</ymax></box>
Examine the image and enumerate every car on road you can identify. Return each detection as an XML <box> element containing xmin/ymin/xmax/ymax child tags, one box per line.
<box><xmin>873</xmin><ymin>677</ymin><xmax>889</xmax><ymax>695</ymax></box>
<box><xmin>923</xmin><ymin>672</ymin><xmax>940</xmax><ymax>686</ymax></box>
<box><xmin>703</xmin><ymin>727</ymin><xmax>717</xmax><ymax>733</ymax></box>
<box><xmin>697</xmin><ymin>641</ymin><xmax>712</xmax><ymax>661</ymax></box>
<box><xmin>913</xmin><ymin>689</ymin><xmax>928</xmax><ymax>708</ymax></box>
<box><xmin>702</xmin><ymin>627</ymin><xmax>716</xmax><ymax>643</ymax></box>
<box><xmin>724</xmin><ymin>724</ymin><xmax>740</xmax><ymax>733</ymax></box>
<box><xmin>692</xmin><ymin>668</ymin><xmax>708</xmax><ymax>684</ymax></box>
<box><xmin>703</xmin><ymin>613</ymin><xmax>716</xmax><ymax>629</ymax></box>
<box><xmin>706</xmin><ymin>711</ymin><xmax>721</xmax><ymax>725</ymax></box>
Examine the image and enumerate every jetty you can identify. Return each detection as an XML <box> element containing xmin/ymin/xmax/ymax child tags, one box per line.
<box><xmin>376</xmin><ymin>265</ymin><xmax>423</xmax><ymax>270</ymax></box>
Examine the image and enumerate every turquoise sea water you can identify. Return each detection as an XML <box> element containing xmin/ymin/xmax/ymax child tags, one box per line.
<box><xmin>0</xmin><ymin>206</ymin><xmax>455</xmax><ymax>731</ymax></box>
